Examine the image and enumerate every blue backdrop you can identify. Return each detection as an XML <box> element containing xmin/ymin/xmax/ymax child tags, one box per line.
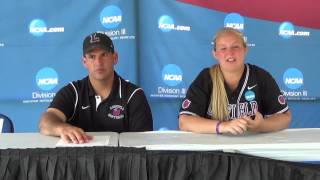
<box><xmin>0</xmin><ymin>0</ymin><xmax>319</xmax><ymax>132</ymax></box>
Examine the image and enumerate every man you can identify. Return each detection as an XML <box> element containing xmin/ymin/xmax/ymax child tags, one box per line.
<box><xmin>39</xmin><ymin>32</ymin><xmax>153</xmax><ymax>143</ymax></box>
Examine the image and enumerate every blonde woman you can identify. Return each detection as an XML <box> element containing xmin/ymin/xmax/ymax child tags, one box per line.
<box><xmin>179</xmin><ymin>27</ymin><xmax>291</xmax><ymax>135</ymax></box>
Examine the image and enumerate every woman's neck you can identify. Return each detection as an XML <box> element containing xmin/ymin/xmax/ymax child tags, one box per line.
<box><xmin>222</xmin><ymin>65</ymin><xmax>245</xmax><ymax>91</ymax></box>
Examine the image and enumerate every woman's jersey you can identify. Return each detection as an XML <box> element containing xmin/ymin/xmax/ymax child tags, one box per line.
<box><xmin>179</xmin><ymin>64</ymin><xmax>289</xmax><ymax>120</ymax></box>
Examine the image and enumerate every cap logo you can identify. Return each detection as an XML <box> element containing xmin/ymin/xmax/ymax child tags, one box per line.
<box><xmin>90</xmin><ymin>33</ymin><xmax>100</xmax><ymax>43</ymax></box>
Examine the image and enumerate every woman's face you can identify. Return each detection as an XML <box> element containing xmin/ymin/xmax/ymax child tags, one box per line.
<box><xmin>213</xmin><ymin>33</ymin><xmax>247</xmax><ymax>73</ymax></box>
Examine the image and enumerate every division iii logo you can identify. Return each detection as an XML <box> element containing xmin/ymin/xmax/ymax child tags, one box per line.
<box><xmin>100</xmin><ymin>5</ymin><xmax>122</xmax><ymax>29</ymax></box>
<box><xmin>283</xmin><ymin>68</ymin><xmax>303</xmax><ymax>90</ymax></box>
<box><xmin>36</xmin><ymin>67</ymin><xmax>58</xmax><ymax>91</ymax></box>
<box><xmin>224</xmin><ymin>13</ymin><xmax>244</xmax><ymax>31</ymax></box>
<box><xmin>162</xmin><ymin>64</ymin><xmax>183</xmax><ymax>86</ymax></box>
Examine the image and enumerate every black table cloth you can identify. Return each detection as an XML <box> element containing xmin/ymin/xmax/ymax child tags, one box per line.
<box><xmin>1</xmin><ymin>147</ymin><xmax>319</xmax><ymax>180</ymax></box>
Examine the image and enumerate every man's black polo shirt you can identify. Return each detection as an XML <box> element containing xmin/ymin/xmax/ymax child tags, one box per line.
<box><xmin>49</xmin><ymin>72</ymin><xmax>153</xmax><ymax>132</ymax></box>
<box><xmin>179</xmin><ymin>64</ymin><xmax>289</xmax><ymax>120</ymax></box>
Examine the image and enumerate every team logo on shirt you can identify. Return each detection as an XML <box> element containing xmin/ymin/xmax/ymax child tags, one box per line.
<box><xmin>278</xmin><ymin>95</ymin><xmax>286</xmax><ymax>105</ymax></box>
<box><xmin>182</xmin><ymin>99</ymin><xmax>191</xmax><ymax>109</ymax></box>
<box><xmin>108</xmin><ymin>105</ymin><xmax>124</xmax><ymax>119</ymax></box>
<box><xmin>245</xmin><ymin>90</ymin><xmax>255</xmax><ymax>101</ymax></box>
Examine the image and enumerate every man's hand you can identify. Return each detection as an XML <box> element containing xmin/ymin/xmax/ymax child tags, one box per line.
<box><xmin>57</xmin><ymin>124</ymin><xmax>93</xmax><ymax>144</ymax></box>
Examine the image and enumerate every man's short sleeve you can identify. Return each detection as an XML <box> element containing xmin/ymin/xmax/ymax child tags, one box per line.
<box><xmin>49</xmin><ymin>83</ymin><xmax>76</xmax><ymax>120</ymax></box>
<box><xmin>179</xmin><ymin>68</ymin><xmax>212</xmax><ymax>117</ymax></box>
<box><xmin>127</xmin><ymin>89</ymin><xmax>153</xmax><ymax>131</ymax></box>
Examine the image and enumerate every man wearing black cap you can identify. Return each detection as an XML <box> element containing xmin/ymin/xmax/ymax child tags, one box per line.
<box><xmin>39</xmin><ymin>32</ymin><xmax>153</xmax><ymax>144</ymax></box>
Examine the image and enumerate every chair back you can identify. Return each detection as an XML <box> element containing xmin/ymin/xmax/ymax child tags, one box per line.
<box><xmin>0</xmin><ymin>114</ymin><xmax>14</xmax><ymax>133</ymax></box>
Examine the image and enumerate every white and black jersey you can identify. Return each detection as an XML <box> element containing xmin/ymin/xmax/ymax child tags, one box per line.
<box><xmin>49</xmin><ymin>72</ymin><xmax>153</xmax><ymax>132</ymax></box>
<box><xmin>179</xmin><ymin>64</ymin><xmax>288</xmax><ymax>120</ymax></box>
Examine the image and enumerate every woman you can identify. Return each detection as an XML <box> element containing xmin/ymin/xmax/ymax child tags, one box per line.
<box><xmin>179</xmin><ymin>27</ymin><xmax>291</xmax><ymax>135</ymax></box>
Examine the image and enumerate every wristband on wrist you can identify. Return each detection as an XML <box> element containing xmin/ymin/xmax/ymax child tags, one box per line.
<box><xmin>216</xmin><ymin>121</ymin><xmax>222</xmax><ymax>134</ymax></box>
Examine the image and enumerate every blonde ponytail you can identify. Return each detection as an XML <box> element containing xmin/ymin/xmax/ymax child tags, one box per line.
<box><xmin>209</xmin><ymin>65</ymin><xmax>229</xmax><ymax>121</ymax></box>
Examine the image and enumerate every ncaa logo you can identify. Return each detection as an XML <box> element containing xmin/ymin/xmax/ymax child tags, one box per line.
<box><xmin>245</xmin><ymin>90</ymin><xmax>255</xmax><ymax>101</ymax></box>
<box><xmin>283</xmin><ymin>68</ymin><xmax>303</xmax><ymax>90</ymax></box>
<box><xmin>158</xmin><ymin>15</ymin><xmax>174</xmax><ymax>32</ymax></box>
<box><xmin>279</xmin><ymin>22</ymin><xmax>294</xmax><ymax>39</ymax></box>
<box><xmin>29</xmin><ymin>19</ymin><xmax>46</xmax><ymax>37</ymax></box>
<box><xmin>162</xmin><ymin>64</ymin><xmax>183</xmax><ymax>86</ymax></box>
<box><xmin>36</xmin><ymin>67</ymin><xmax>58</xmax><ymax>91</ymax></box>
<box><xmin>224</xmin><ymin>13</ymin><xmax>244</xmax><ymax>31</ymax></box>
<box><xmin>100</xmin><ymin>5</ymin><xmax>122</xmax><ymax>29</ymax></box>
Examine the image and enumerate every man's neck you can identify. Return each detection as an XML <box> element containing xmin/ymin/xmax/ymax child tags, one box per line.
<box><xmin>89</xmin><ymin>74</ymin><xmax>114</xmax><ymax>100</ymax></box>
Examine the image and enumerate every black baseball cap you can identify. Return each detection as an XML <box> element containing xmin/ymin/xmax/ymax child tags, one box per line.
<box><xmin>83</xmin><ymin>32</ymin><xmax>114</xmax><ymax>56</ymax></box>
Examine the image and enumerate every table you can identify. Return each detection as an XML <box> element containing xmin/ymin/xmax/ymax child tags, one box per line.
<box><xmin>0</xmin><ymin>129</ymin><xmax>319</xmax><ymax>180</ymax></box>
<box><xmin>0</xmin><ymin>132</ymin><xmax>118</xmax><ymax>149</ymax></box>
<box><xmin>119</xmin><ymin>128</ymin><xmax>320</xmax><ymax>162</ymax></box>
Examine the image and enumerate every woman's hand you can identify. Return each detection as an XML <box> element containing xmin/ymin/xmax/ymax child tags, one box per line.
<box><xmin>220</xmin><ymin>118</ymin><xmax>248</xmax><ymax>135</ymax></box>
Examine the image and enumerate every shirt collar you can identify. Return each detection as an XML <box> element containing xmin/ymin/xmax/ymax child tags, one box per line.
<box><xmin>87</xmin><ymin>72</ymin><xmax>121</xmax><ymax>99</ymax></box>
<box><xmin>224</xmin><ymin>64</ymin><xmax>248</xmax><ymax>96</ymax></box>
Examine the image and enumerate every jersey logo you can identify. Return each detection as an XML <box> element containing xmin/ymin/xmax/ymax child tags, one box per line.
<box><xmin>278</xmin><ymin>95</ymin><xmax>286</xmax><ymax>105</ymax></box>
<box><xmin>81</xmin><ymin>105</ymin><xmax>90</xmax><ymax>110</ymax></box>
<box><xmin>245</xmin><ymin>90</ymin><xmax>255</xmax><ymax>101</ymax></box>
<box><xmin>247</xmin><ymin>84</ymin><xmax>257</xmax><ymax>90</ymax></box>
<box><xmin>108</xmin><ymin>105</ymin><xmax>124</xmax><ymax>120</ymax></box>
<box><xmin>182</xmin><ymin>99</ymin><xmax>191</xmax><ymax>109</ymax></box>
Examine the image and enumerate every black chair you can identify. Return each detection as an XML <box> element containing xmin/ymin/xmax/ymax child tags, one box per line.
<box><xmin>0</xmin><ymin>114</ymin><xmax>14</xmax><ymax>133</ymax></box>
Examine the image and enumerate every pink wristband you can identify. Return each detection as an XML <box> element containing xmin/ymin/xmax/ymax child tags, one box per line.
<box><xmin>216</xmin><ymin>121</ymin><xmax>222</xmax><ymax>134</ymax></box>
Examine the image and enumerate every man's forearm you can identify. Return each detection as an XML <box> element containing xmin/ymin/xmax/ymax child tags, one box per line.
<box><xmin>39</xmin><ymin>112</ymin><xmax>67</xmax><ymax>136</ymax></box>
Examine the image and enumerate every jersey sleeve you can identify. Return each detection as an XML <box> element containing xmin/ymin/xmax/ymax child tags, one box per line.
<box><xmin>258</xmin><ymin>70</ymin><xmax>289</xmax><ymax>116</ymax></box>
<box><xmin>49</xmin><ymin>83</ymin><xmax>77</xmax><ymax>120</ymax></box>
<box><xmin>127</xmin><ymin>89</ymin><xmax>153</xmax><ymax>131</ymax></box>
<box><xmin>179</xmin><ymin>68</ymin><xmax>212</xmax><ymax>117</ymax></box>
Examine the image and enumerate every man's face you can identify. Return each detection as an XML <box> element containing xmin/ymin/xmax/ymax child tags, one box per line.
<box><xmin>213</xmin><ymin>33</ymin><xmax>247</xmax><ymax>73</ymax></box>
<box><xmin>83</xmin><ymin>48</ymin><xmax>118</xmax><ymax>82</ymax></box>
